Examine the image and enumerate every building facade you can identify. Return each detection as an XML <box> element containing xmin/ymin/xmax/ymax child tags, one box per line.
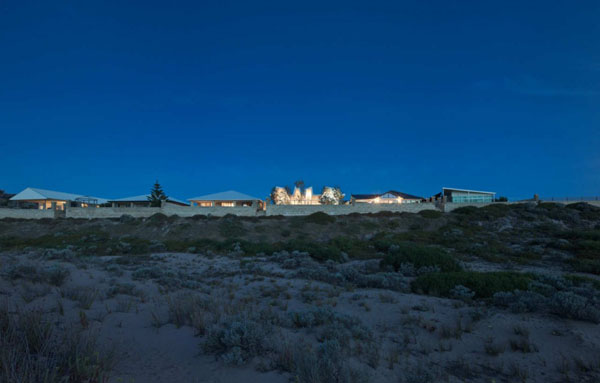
<box><xmin>441</xmin><ymin>187</ymin><xmax>495</xmax><ymax>203</ymax></box>
<box><xmin>188</xmin><ymin>190</ymin><xmax>263</xmax><ymax>208</ymax></box>
<box><xmin>351</xmin><ymin>190</ymin><xmax>424</xmax><ymax>204</ymax></box>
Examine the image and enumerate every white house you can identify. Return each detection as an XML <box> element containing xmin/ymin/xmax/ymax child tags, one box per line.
<box><xmin>10</xmin><ymin>187</ymin><xmax>108</xmax><ymax>210</ymax></box>
<box><xmin>189</xmin><ymin>190</ymin><xmax>262</xmax><ymax>208</ymax></box>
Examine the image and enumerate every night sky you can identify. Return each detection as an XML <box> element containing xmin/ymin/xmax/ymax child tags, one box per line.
<box><xmin>1</xmin><ymin>1</ymin><xmax>598</xmax><ymax>201</ymax></box>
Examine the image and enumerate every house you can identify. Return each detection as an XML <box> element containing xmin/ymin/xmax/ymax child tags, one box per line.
<box><xmin>351</xmin><ymin>190</ymin><xmax>424</xmax><ymax>204</ymax></box>
<box><xmin>271</xmin><ymin>186</ymin><xmax>344</xmax><ymax>205</ymax></box>
<box><xmin>9</xmin><ymin>187</ymin><xmax>108</xmax><ymax>210</ymax></box>
<box><xmin>271</xmin><ymin>186</ymin><xmax>321</xmax><ymax>205</ymax></box>
<box><xmin>439</xmin><ymin>187</ymin><xmax>496</xmax><ymax>203</ymax></box>
<box><xmin>108</xmin><ymin>194</ymin><xmax>189</xmax><ymax>207</ymax></box>
<box><xmin>189</xmin><ymin>190</ymin><xmax>263</xmax><ymax>208</ymax></box>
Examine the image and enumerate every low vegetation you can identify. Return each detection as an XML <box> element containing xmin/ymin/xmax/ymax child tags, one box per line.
<box><xmin>1</xmin><ymin>202</ymin><xmax>600</xmax><ymax>381</ymax></box>
<box><xmin>0</xmin><ymin>306</ymin><xmax>114</xmax><ymax>382</ymax></box>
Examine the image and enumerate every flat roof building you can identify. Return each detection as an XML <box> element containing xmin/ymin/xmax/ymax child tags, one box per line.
<box><xmin>441</xmin><ymin>187</ymin><xmax>496</xmax><ymax>203</ymax></box>
<box><xmin>189</xmin><ymin>190</ymin><xmax>263</xmax><ymax>208</ymax></box>
<box><xmin>108</xmin><ymin>194</ymin><xmax>189</xmax><ymax>207</ymax></box>
<box><xmin>9</xmin><ymin>187</ymin><xmax>108</xmax><ymax>210</ymax></box>
<box><xmin>351</xmin><ymin>190</ymin><xmax>424</xmax><ymax>204</ymax></box>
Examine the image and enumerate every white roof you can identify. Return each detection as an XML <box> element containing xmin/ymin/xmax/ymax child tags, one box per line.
<box><xmin>443</xmin><ymin>187</ymin><xmax>496</xmax><ymax>195</ymax></box>
<box><xmin>109</xmin><ymin>194</ymin><xmax>188</xmax><ymax>205</ymax></box>
<box><xmin>10</xmin><ymin>187</ymin><xmax>108</xmax><ymax>204</ymax></box>
<box><xmin>189</xmin><ymin>190</ymin><xmax>261</xmax><ymax>201</ymax></box>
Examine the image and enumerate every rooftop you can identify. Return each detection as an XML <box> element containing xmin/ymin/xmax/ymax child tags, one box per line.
<box><xmin>189</xmin><ymin>190</ymin><xmax>261</xmax><ymax>202</ymax></box>
<box><xmin>9</xmin><ymin>187</ymin><xmax>108</xmax><ymax>204</ymax></box>
<box><xmin>351</xmin><ymin>190</ymin><xmax>424</xmax><ymax>200</ymax></box>
<box><xmin>109</xmin><ymin>194</ymin><xmax>188</xmax><ymax>206</ymax></box>
<box><xmin>443</xmin><ymin>187</ymin><xmax>496</xmax><ymax>195</ymax></box>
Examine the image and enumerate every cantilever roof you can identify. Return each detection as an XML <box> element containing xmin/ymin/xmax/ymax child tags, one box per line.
<box><xmin>443</xmin><ymin>187</ymin><xmax>496</xmax><ymax>195</ymax></box>
<box><xmin>188</xmin><ymin>190</ymin><xmax>261</xmax><ymax>201</ymax></box>
<box><xmin>10</xmin><ymin>187</ymin><xmax>108</xmax><ymax>204</ymax></box>
<box><xmin>109</xmin><ymin>194</ymin><xmax>188</xmax><ymax>206</ymax></box>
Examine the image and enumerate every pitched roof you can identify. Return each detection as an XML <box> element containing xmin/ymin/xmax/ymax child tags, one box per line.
<box><xmin>351</xmin><ymin>190</ymin><xmax>424</xmax><ymax>200</ymax></box>
<box><xmin>9</xmin><ymin>187</ymin><xmax>108</xmax><ymax>204</ymax></box>
<box><xmin>189</xmin><ymin>190</ymin><xmax>261</xmax><ymax>201</ymax></box>
<box><xmin>109</xmin><ymin>194</ymin><xmax>188</xmax><ymax>206</ymax></box>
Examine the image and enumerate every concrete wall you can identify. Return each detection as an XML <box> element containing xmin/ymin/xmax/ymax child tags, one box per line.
<box><xmin>65</xmin><ymin>204</ymin><xmax>258</xmax><ymax>219</ymax></box>
<box><xmin>162</xmin><ymin>204</ymin><xmax>258</xmax><ymax>217</ymax></box>
<box><xmin>6</xmin><ymin>200</ymin><xmax>600</xmax><ymax>219</ymax></box>
<box><xmin>265</xmin><ymin>203</ymin><xmax>437</xmax><ymax>216</ymax></box>
<box><xmin>66</xmin><ymin>206</ymin><xmax>163</xmax><ymax>219</ymax></box>
<box><xmin>0</xmin><ymin>208</ymin><xmax>56</xmax><ymax>219</ymax></box>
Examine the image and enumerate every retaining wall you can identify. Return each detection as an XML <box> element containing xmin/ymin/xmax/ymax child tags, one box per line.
<box><xmin>265</xmin><ymin>203</ymin><xmax>437</xmax><ymax>216</ymax></box>
<box><xmin>5</xmin><ymin>200</ymin><xmax>600</xmax><ymax>219</ymax></box>
<box><xmin>0</xmin><ymin>208</ymin><xmax>56</xmax><ymax>219</ymax></box>
<box><xmin>65</xmin><ymin>204</ymin><xmax>258</xmax><ymax>219</ymax></box>
<box><xmin>66</xmin><ymin>206</ymin><xmax>163</xmax><ymax>219</ymax></box>
<box><xmin>162</xmin><ymin>204</ymin><xmax>258</xmax><ymax>217</ymax></box>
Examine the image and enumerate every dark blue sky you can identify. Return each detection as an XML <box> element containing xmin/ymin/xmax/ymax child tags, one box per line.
<box><xmin>1</xmin><ymin>1</ymin><xmax>599</xmax><ymax>201</ymax></box>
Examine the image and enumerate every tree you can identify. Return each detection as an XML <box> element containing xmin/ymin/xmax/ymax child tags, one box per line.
<box><xmin>148</xmin><ymin>180</ymin><xmax>168</xmax><ymax>207</ymax></box>
<box><xmin>294</xmin><ymin>180</ymin><xmax>305</xmax><ymax>192</ymax></box>
<box><xmin>319</xmin><ymin>186</ymin><xmax>344</xmax><ymax>205</ymax></box>
<box><xmin>270</xmin><ymin>186</ymin><xmax>291</xmax><ymax>205</ymax></box>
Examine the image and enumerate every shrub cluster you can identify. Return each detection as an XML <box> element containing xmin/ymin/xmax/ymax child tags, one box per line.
<box><xmin>0</xmin><ymin>306</ymin><xmax>114</xmax><ymax>382</ymax></box>
<box><xmin>304</xmin><ymin>212</ymin><xmax>336</xmax><ymax>225</ymax></box>
<box><xmin>203</xmin><ymin>313</ymin><xmax>272</xmax><ymax>365</ymax></box>
<box><xmin>4</xmin><ymin>262</ymin><xmax>70</xmax><ymax>287</ymax></box>
<box><xmin>492</xmin><ymin>274</ymin><xmax>600</xmax><ymax>323</ymax></box>
<box><xmin>380</xmin><ymin>243</ymin><xmax>461</xmax><ymax>273</ymax></box>
<box><xmin>411</xmin><ymin>271</ymin><xmax>532</xmax><ymax>299</ymax></box>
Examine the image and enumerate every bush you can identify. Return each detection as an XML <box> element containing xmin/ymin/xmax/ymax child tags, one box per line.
<box><xmin>284</xmin><ymin>239</ymin><xmax>343</xmax><ymax>262</ymax></box>
<box><xmin>380</xmin><ymin>243</ymin><xmax>461</xmax><ymax>273</ymax></box>
<box><xmin>285</xmin><ymin>340</ymin><xmax>369</xmax><ymax>383</ymax></box>
<box><xmin>203</xmin><ymin>314</ymin><xmax>271</xmax><ymax>365</ymax></box>
<box><xmin>411</xmin><ymin>271</ymin><xmax>532</xmax><ymax>299</ymax></box>
<box><xmin>46</xmin><ymin>266</ymin><xmax>70</xmax><ymax>286</ymax></box>
<box><xmin>549</xmin><ymin>291</ymin><xmax>600</xmax><ymax>323</ymax></box>
<box><xmin>0</xmin><ymin>306</ymin><xmax>114</xmax><ymax>382</ymax></box>
<box><xmin>218</xmin><ymin>219</ymin><xmax>247</xmax><ymax>238</ymax></box>
<box><xmin>304</xmin><ymin>212</ymin><xmax>335</xmax><ymax>225</ymax></box>
<box><xmin>451</xmin><ymin>206</ymin><xmax>479</xmax><ymax>215</ymax></box>
<box><xmin>419</xmin><ymin>210</ymin><xmax>442</xmax><ymax>219</ymax></box>
<box><xmin>565</xmin><ymin>202</ymin><xmax>600</xmax><ymax>220</ymax></box>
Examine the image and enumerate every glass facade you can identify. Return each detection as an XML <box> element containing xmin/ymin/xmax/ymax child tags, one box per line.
<box><xmin>451</xmin><ymin>192</ymin><xmax>493</xmax><ymax>203</ymax></box>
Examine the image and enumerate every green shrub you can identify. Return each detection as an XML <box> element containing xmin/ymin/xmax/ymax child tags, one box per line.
<box><xmin>218</xmin><ymin>219</ymin><xmax>247</xmax><ymax>238</ymax></box>
<box><xmin>411</xmin><ymin>271</ymin><xmax>532</xmax><ymax>299</ymax></box>
<box><xmin>419</xmin><ymin>210</ymin><xmax>442</xmax><ymax>219</ymax></box>
<box><xmin>565</xmin><ymin>202</ymin><xmax>600</xmax><ymax>220</ymax></box>
<box><xmin>565</xmin><ymin>274</ymin><xmax>600</xmax><ymax>290</ymax></box>
<box><xmin>380</xmin><ymin>243</ymin><xmax>461</xmax><ymax>272</ymax></box>
<box><xmin>283</xmin><ymin>239</ymin><xmax>342</xmax><ymax>262</ymax></box>
<box><xmin>451</xmin><ymin>206</ymin><xmax>479</xmax><ymax>215</ymax></box>
<box><xmin>568</xmin><ymin>258</ymin><xmax>600</xmax><ymax>275</ymax></box>
<box><xmin>304</xmin><ymin>212</ymin><xmax>335</xmax><ymax>225</ymax></box>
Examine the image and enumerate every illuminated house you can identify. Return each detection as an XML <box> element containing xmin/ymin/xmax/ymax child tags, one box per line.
<box><xmin>271</xmin><ymin>186</ymin><xmax>322</xmax><ymax>205</ymax></box>
<box><xmin>189</xmin><ymin>190</ymin><xmax>263</xmax><ymax>207</ymax></box>
<box><xmin>351</xmin><ymin>190</ymin><xmax>424</xmax><ymax>204</ymax></box>
<box><xmin>9</xmin><ymin>187</ymin><xmax>108</xmax><ymax>210</ymax></box>
<box><xmin>109</xmin><ymin>194</ymin><xmax>189</xmax><ymax>207</ymax></box>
